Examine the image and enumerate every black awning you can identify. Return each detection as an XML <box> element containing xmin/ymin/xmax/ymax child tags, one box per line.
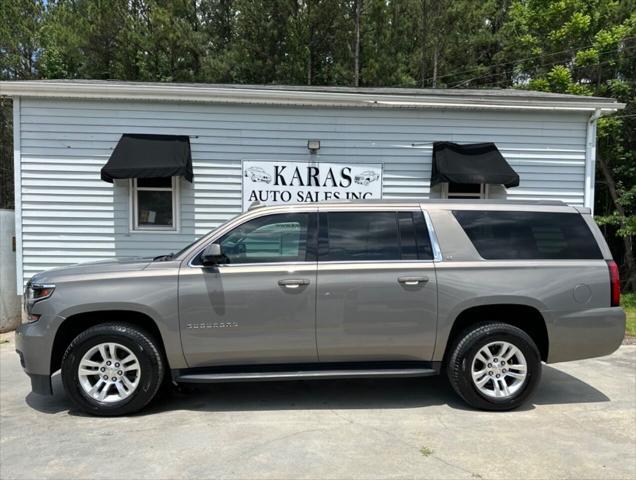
<box><xmin>431</xmin><ymin>142</ymin><xmax>519</xmax><ymax>188</ymax></box>
<box><xmin>101</xmin><ymin>134</ymin><xmax>193</xmax><ymax>183</ymax></box>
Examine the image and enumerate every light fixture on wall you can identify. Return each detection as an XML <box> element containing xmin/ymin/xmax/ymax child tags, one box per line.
<box><xmin>307</xmin><ymin>139</ymin><xmax>320</xmax><ymax>153</ymax></box>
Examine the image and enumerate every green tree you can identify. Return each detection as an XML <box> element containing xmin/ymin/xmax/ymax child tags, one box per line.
<box><xmin>495</xmin><ymin>0</ymin><xmax>636</xmax><ymax>289</ymax></box>
<box><xmin>0</xmin><ymin>0</ymin><xmax>45</xmax><ymax>209</ymax></box>
<box><xmin>0</xmin><ymin>0</ymin><xmax>44</xmax><ymax>80</ymax></box>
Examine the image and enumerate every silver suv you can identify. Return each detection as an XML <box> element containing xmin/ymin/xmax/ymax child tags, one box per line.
<box><xmin>16</xmin><ymin>200</ymin><xmax>625</xmax><ymax>416</ymax></box>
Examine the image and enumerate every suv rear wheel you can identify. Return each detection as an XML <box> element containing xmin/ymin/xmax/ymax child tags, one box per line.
<box><xmin>447</xmin><ymin>322</ymin><xmax>541</xmax><ymax>411</ymax></box>
<box><xmin>61</xmin><ymin>323</ymin><xmax>164</xmax><ymax>416</ymax></box>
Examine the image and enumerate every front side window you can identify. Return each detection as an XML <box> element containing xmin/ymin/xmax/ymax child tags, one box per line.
<box><xmin>453</xmin><ymin>210</ymin><xmax>603</xmax><ymax>260</ymax></box>
<box><xmin>215</xmin><ymin>213</ymin><xmax>316</xmax><ymax>264</ymax></box>
<box><xmin>320</xmin><ymin>211</ymin><xmax>433</xmax><ymax>262</ymax></box>
<box><xmin>131</xmin><ymin>177</ymin><xmax>178</xmax><ymax>231</ymax></box>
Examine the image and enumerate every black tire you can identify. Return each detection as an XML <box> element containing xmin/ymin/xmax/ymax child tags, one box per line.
<box><xmin>61</xmin><ymin>323</ymin><xmax>165</xmax><ymax>416</ymax></box>
<box><xmin>446</xmin><ymin>322</ymin><xmax>541</xmax><ymax>411</ymax></box>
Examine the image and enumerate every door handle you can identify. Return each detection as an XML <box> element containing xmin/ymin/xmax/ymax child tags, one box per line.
<box><xmin>398</xmin><ymin>276</ymin><xmax>429</xmax><ymax>286</ymax></box>
<box><xmin>278</xmin><ymin>278</ymin><xmax>310</xmax><ymax>289</ymax></box>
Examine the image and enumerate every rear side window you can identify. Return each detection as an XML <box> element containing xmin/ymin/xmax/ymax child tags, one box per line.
<box><xmin>320</xmin><ymin>211</ymin><xmax>433</xmax><ymax>261</ymax></box>
<box><xmin>453</xmin><ymin>211</ymin><xmax>603</xmax><ymax>260</ymax></box>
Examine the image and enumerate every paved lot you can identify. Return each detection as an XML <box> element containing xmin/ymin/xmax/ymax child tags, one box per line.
<box><xmin>1</xmin><ymin>337</ymin><xmax>635</xmax><ymax>480</ymax></box>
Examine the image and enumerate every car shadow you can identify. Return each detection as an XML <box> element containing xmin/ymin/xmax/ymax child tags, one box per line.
<box><xmin>26</xmin><ymin>365</ymin><xmax>609</xmax><ymax>416</ymax></box>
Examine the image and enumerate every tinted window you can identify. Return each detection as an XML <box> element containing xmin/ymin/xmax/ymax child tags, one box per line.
<box><xmin>321</xmin><ymin>211</ymin><xmax>433</xmax><ymax>261</ymax></box>
<box><xmin>216</xmin><ymin>213</ymin><xmax>315</xmax><ymax>264</ymax></box>
<box><xmin>398</xmin><ymin>211</ymin><xmax>433</xmax><ymax>260</ymax></box>
<box><xmin>453</xmin><ymin>211</ymin><xmax>603</xmax><ymax>260</ymax></box>
<box><xmin>398</xmin><ymin>212</ymin><xmax>418</xmax><ymax>260</ymax></box>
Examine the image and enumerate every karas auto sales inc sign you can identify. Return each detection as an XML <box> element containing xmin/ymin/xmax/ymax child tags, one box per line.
<box><xmin>242</xmin><ymin>161</ymin><xmax>382</xmax><ymax>211</ymax></box>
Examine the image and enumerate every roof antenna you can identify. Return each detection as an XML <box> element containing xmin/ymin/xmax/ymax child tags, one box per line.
<box><xmin>248</xmin><ymin>201</ymin><xmax>262</xmax><ymax>210</ymax></box>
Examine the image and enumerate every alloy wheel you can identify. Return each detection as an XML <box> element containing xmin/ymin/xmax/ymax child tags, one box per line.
<box><xmin>77</xmin><ymin>342</ymin><xmax>141</xmax><ymax>403</ymax></box>
<box><xmin>470</xmin><ymin>341</ymin><xmax>527</xmax><ymax>399</ymax></box>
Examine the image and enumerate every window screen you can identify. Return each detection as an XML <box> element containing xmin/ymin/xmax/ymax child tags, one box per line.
<box><xmin>321</xmin><ymin>211</ymin><xmax>433</xmax><ymax>261</ymax></box>
<box><xmin>453</xmin><ymin>211</ymin><xmax>603</xmax><ymax>260</ymax></box>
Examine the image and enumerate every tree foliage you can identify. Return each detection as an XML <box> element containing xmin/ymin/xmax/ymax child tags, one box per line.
<box><xmin>0</xmin><ymin>0</ymin><xmax>634</xmax><ymax>287</ymax></box>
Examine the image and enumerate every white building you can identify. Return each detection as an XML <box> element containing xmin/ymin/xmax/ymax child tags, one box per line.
<box><xmin>0</xmin><ymin>80</ymin><xmax>624</xmax><ymax>290</ymax></box>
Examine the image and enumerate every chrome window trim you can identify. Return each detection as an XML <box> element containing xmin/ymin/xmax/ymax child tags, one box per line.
<box><xmin>186</xmin><ymin>205</ymin><xmax>444</xmax><ymax>268</ymax></box>
<box><xmin>317</xmin><ymin>259</ymin><xmax>435</xmax><ymax>265</ymax></box>
<box><xmin>195</xmin><ymin>261</ymin><xmax>317</xmax><ymax>269</ymax></box>
<box><xmin>190</xmin><ymin>259</ymin><xmax>435</xmax><ymax>269</ymax></box>
<box><xmin>422</xmin><ymin>209</ymin><xmax>443</xmax><ymax>262</ymax></box>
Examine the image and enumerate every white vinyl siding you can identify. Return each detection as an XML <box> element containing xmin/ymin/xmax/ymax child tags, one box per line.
<box><xmin>16</xmin><ymin>98</ymin><xmax>589</xmax><ymax>285</ymax></box>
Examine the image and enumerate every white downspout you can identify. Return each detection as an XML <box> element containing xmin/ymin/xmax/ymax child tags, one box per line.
<box><xmin>584</xmin><ymin>108</ymin><xmax>602</xmax><ymax>213</ymax></box>
<box><xmin>12</xmin><ymin>97</ymin><xmax>23</xmax><ymax>293</ymax></box>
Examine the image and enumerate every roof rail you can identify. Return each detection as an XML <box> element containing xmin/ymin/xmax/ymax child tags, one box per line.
<box><xmin>247</xmin><ymin>201</ymin><xmax>265</xmax><ymax>211</ymax></box>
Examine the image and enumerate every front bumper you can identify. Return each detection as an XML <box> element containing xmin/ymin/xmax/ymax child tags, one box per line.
<box><xmin>15</xmin><ymin>315</ymin><xmax>64</xmax><ymax>395</ymax></box>
<box><xmin>546</xmin><ymin>307</ymin><xmax>626</xmax><ymax>363</ymax></box>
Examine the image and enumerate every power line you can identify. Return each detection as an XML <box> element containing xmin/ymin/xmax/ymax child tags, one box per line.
<box><xmin>451</xmin><ymin>44</ymin><xmax>636</xmax><ymax>87</ymax></box>
<box><xmin>421</xmin><ymin>34</ymin><xmax>636</xmax><ymax>85</ymax></box>
<box><xmin>449</xmin><ymin>45</ymin><xmax>636</xmax><ymax>88</ymax></box>
<box><xmin>455</xmin><ymin>58</ymin><xmax>634</xmax><ymax>91</ymax></box>
<box><xmin>453</xmin><ymin>55</ymin><xmax>634</xmax><ymax>90</ymax></box>
<box><xmin>607</xmin><ymin>113</ymin><xmax>636</xmax><ymax>119</ymax></box>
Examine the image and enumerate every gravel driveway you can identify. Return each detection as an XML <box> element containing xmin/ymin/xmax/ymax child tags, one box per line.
<box><xmin>1</xmin><ymin>336</ymin><xmax>635</xmax><ymax>480</ymax></box>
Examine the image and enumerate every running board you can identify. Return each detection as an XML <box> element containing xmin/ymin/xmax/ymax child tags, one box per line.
<box><xmin>173</xmin><ymin>365</ymin><xmax>438</xmax><ymax>384</ymax></box>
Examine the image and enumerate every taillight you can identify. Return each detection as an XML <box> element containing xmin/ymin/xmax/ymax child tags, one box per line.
<box><xmin>607</xmin><ymin>260</ymin><xmax>620</xmax><ymax>307</ymax></box>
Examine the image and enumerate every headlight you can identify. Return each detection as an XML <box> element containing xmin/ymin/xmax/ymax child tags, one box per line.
<box><xmin>28</xmin><ymin>284</ymin><xmax>56</xmax><ymax>301</ymax></box>
<box><xmin>23</xmin><ymin>283</ymin><xmax>55</xmax><ymax>324</ymax></box>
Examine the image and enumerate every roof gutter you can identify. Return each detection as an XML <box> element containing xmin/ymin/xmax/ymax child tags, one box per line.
<box><xmin>0</xmin><ymin>81</ymin><xmax>625</xmax><ymax>113</ymax></box>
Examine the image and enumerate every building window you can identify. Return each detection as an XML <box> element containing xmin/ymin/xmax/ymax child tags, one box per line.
<box><xmin>130</xmin><ymin>177</ymin><xmax>179</xmax><ymax>231</ymax></box>
<box><xmin>442</xmin><ymin>183</ymin><xmax>488</xmax><ymax>199</ymax></box>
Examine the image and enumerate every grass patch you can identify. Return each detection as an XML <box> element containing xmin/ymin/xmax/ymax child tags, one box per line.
<box><xmin>419</xmin><ymin>447</ymin><xmax>433</xmax><ymax>457</ymax></box>
<box><xmin>622</xmin><ymin>293</ymin><xmax>636</xmax><ymax>337</ymax></box>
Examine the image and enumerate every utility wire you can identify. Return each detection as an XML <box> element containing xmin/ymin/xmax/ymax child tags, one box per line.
<box><xmin>464</xmin><ymin>55</ymin><xmax>635</xmax><ymax>90</ymax></box>
<box><xmin>450</xmin><ymin>47</ymin><xmax>636</xmax><ymax>88</ymax></box>
<box><xmin>606</xmin><ymin>113</ymin><xmax>636</xmax><ymax>119</ymax></box>
<box><xmin>451</xmin><ymin>44</ymin><xmax>636</xmax><ymax>87</ymax></box>
<box><xmin>420</xmin><ymin>35</ymin><xmax>636</xmax><ymax>84</ymax></box>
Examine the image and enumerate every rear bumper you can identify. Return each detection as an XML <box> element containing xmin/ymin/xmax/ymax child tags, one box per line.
<box><xmin>546</xmin><ymin>307</ymin><xmax>626</xmax><ymax>363</ymax></box>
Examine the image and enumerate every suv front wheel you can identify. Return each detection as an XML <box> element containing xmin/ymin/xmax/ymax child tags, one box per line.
<box><xmin>61</xmin><ymin>323</ymin><xmax>165</xmax><ymax>416</ymax></box>
<box><xmin>447</xmin><ymin>322</ymin><xmax>541</xmax><ymax>411</ymax></box>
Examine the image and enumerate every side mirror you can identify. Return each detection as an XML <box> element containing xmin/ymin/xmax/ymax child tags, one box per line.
<box><xmin>201</xmin><ymin>243</ymin><xmax>225</xmax><ymax>266</ymax></box>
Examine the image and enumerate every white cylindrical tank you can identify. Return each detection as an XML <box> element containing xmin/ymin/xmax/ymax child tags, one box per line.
<box><xmin>1</xmin><ymin>209</ymin><xmax>21</xmax><ymax>333</ymax></box>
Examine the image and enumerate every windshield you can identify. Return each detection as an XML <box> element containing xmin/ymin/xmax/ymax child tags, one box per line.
<box><xmin>172</xmin><ymin>237</ymin><xmax>202</xmax><ymax>258</ymax></box>
<box><xmin>153</xmin><ymin>216</ymin><xmax>238</xmax><ymax>261</ymax></box>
